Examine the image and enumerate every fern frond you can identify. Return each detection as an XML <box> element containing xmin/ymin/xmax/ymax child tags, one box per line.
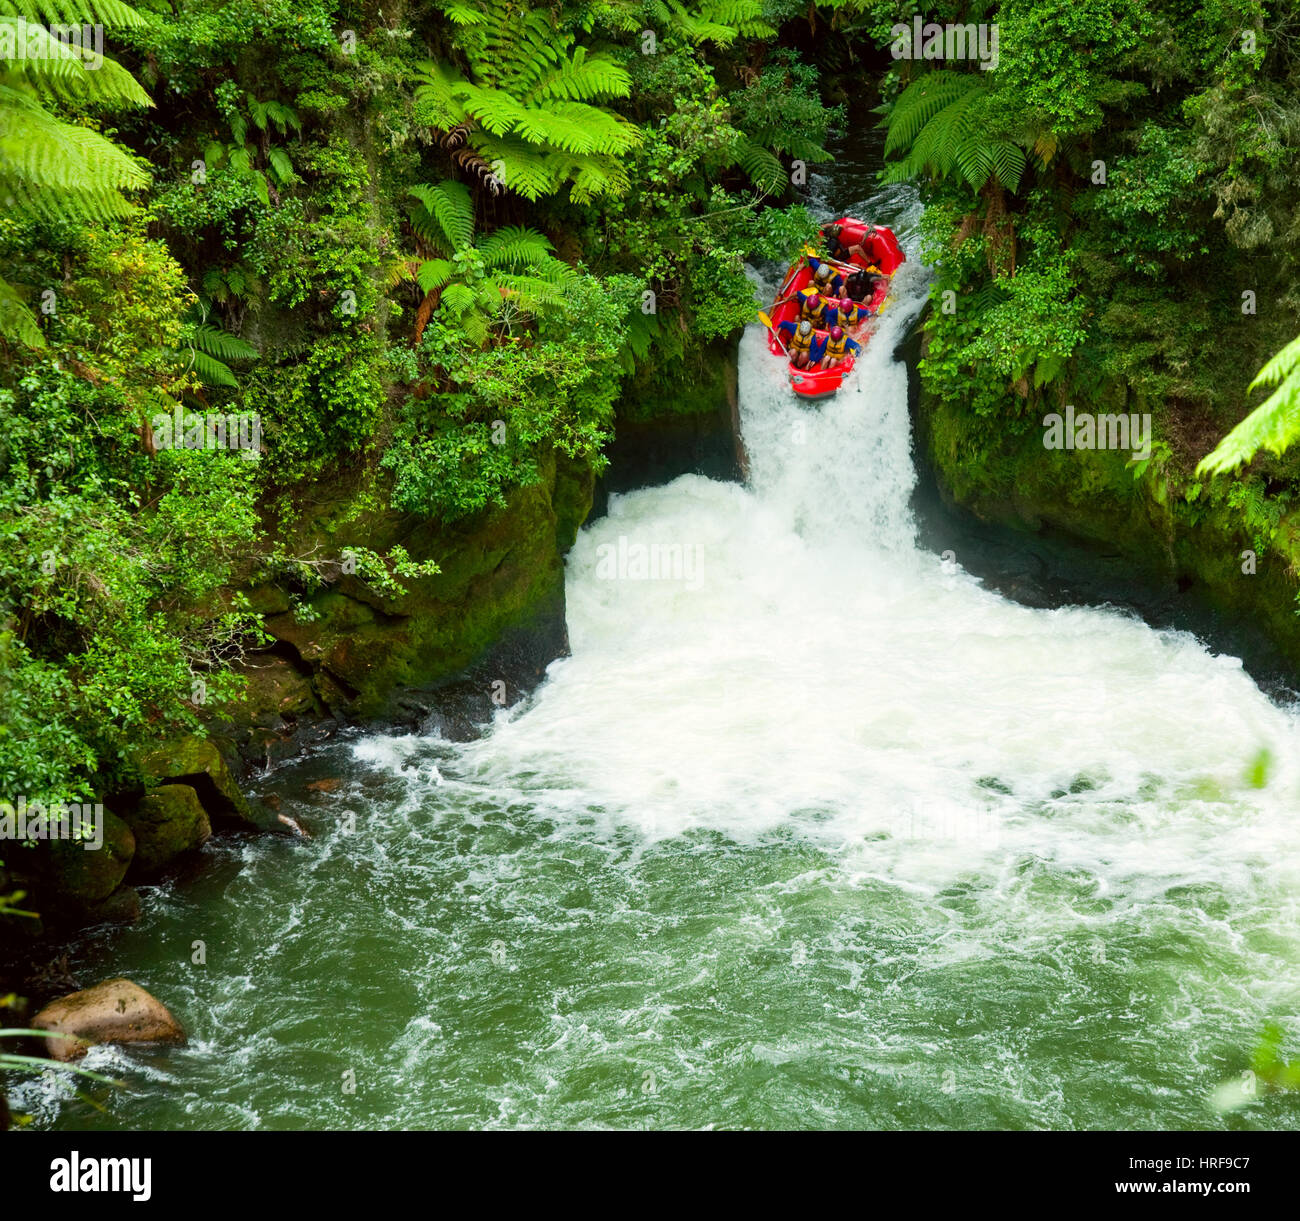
<box><xmin>189</xmin><ymin>323</ymin><xmax>256</xmax><ymax>362</ymax></box>
<box><xmin>732</xmin><ymin>138</ymin><xmax>784</xmax><ymax>195</ymax></box>
<box><xmin>415</xmin><ymin>258</ymin><xmax>456</xmax><ymax>294</ymax></box>
<box><xmin>190</xmin><ymin>348</ymin><xmax>238</xmax><ymax>388</ymax></box>
<box><xmin>1198</xmin><ymin>334</ymin><xmax>1300</xmax><ymax>475</ymax></box>
<box><xmin>882</xmin><ymin>71</ymin><xmax>980</xmax><ymax>156</ymax></box>
<box><xmin>440</xmin><ymin>281</ymin><xmax>478</xmax><ymax>315</ymax></box>
<box><xmin>409</xmin><ymin>179</ymin><xmax>475</xmax><ymax>253</ymax></box>
<box><xmin>524</xmin><ymin>47</ymin><xmax>632</xmax><ymax>105</ymax></box>
<box><xmin>468</xmin><ymin>132</ymin><xmax>557</xmax><ymax>200</ymax></box>
<box><xmin>413</xmin><ymin>59</ymin><xmax>469</xmax><ymax>129</ymax></box>
<box><xmin>0</xmin><ymin>84</ymin><xmax>148</xmax><ymax>220</ymax></box>
<box><xmin>5</xmin><ymin>0</ymin><xmax>146</xmax><ymax>26</ymax></box>
<box><xmin>0</xmin><ymin>16</ymin><xmax>151</xmax><ymax>108</ymax></box>
<box><xmin>0</xmin><ymin>274</ymin><xmax>44</xmax><ymax>348</ymax></box>
<box><xmin>477</xmin><ymin>224</ymin><xmax>555</xmax><ymax>268</ymax></box>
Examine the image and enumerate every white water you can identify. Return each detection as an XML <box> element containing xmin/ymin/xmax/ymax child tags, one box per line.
<box><xmin>451</xmin><ymin>247</ymin><xmax>1300</xmax><ymax>918</ymax></box>
<box><xmin>307</xmin><ymin>203</ymin><xmax>1300</xmax><ymax>1127</ymax></box>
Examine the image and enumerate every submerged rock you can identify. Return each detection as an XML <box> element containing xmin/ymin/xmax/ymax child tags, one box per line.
<box><xmin>123</xmin><ymin>785</ymin><xmax>212</xmax><ymax>875</ymax></box>
<box><xmin>33</xmin><ymin>978</ymin><xmax>186</xmax><ymax>1062</ymax></box>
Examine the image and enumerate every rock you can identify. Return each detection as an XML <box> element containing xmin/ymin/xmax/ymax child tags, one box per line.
<box><xmin>122</xmin><ymin>785</ymin><xmax>211</xmax><ymax>875</ymax></box>
<box><xmin>33</xmin><ymin>978</ymin><xmax>186</xmax><ymax>1062</ymax></box>
<box><xmin>305</xmin><ymin>778</ymin><xmax>341</xmax><ymax>792</ymax></box>
<box><xmin>138</xmin><ymin>735</ymin><xmax>256</xmax><ymax>827</ymax></box>
<box><xmin>45</xmin><ymin>811</ymin><xmax>135</xmax><ymax>904</ymax></box>
<box><xmin>83</xmin><ymin>884</ymin><xmax>141</xmax><ymax>925</ymax></box>
<box><xmin>258</xmin><ymin>450</ymin><xmax>580</xmax><ymax>720</ymax></box>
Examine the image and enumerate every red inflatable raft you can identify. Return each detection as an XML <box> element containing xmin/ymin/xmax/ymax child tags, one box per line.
<box><xmin>766</xmin><ymin>218</ymin><xmax>906</xmax><ymax>399</ymax></box>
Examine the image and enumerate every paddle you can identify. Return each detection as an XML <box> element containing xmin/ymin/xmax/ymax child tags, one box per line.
<box><xmin>802</xmin><ymin>245</ymin><xmax>858</xmax><ymax>275</ymax></box>
<box><xmin>757</xmin><ymin>310</ymin><xmax>790</xmax><ymax>355</ymax></box>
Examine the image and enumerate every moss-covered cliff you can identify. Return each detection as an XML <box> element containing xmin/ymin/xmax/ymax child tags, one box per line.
<box><xmin>914</xmin><ymin>349</ymin><xmax>1300</xmax><ymax>674</ymax></box>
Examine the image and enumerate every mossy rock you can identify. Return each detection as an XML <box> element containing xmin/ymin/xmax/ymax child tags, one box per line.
<box><xmin>122</xmin><ymin>785</ymin><xmax>212</xmax><ymax>876</ymax></box>
<box><xmin>83</xmin><ymin>884</ymin><xmax>141</xmax><ymax>925</ymax></box>
<box><xmin>45</xmin><ymin>810</ymin><xmax>134</xmax><ymax>904</ymax></box>
<box><xmin>913</xmin><ymin>368</ymin><xmax>1300</xmax><ymax>673</ymax></box>
<box><xmin>138</xmin><ymin>736</ymin><xmax>256</xmax><ymax>827</ymax></box>
<box><xmin>257</xmin><ymin>454</ymin><xmax>582</xmax><ymax>718</ymax></box>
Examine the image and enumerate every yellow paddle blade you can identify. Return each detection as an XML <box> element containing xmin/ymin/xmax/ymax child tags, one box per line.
<box><xmin>757</xmin><ymin>310</ymin><xmax>774</xmax><ymax>330</ymax></box>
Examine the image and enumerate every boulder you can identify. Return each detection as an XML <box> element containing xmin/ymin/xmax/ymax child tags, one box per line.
<box><xmin>122</xmin><ymin>785</ymin><xmax>211</xmax><ymax>875</ymax></box>
<box><xmin>32</xmin><ymin>978</ymin><xmax>186</xmax><ymax>1062</ymax></box>
<box><xmin>138</xmin><ymin>735</ymin><xmax>256</xmax><ymax>827</ymax></box>
<box><xmin>45</xmin><ymin>811</ymin><xmax>134</xmax><ymax>904</ymax></box>
<box><xmin>83</xmin><ymin>884</ymin><xmax>141</xmax><ymax>925</ymax></box>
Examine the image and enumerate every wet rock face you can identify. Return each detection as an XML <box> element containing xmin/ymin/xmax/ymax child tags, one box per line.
<box><xmin>44</xmin><ymin>811</ymin><xmax>134</xmax><ymax>905</ymax></box>
<box><xmin>122</xmin><ymin>785</ymin><xmax>212</xmax><ymax>876</ymax></box>
<box><xmin>205</xmin><ymin>450</ymin><xmax>594</xmax><ymax>770</ymax></box>
<box><xmin>138</xmin><ymin>737</ymin><xmax>257</xmax><ymax>828</ymax></box>
<box><xmin>32</xmin><ymin>978</ymin><xmax>186</xmax><ymax>1062</ymax></box>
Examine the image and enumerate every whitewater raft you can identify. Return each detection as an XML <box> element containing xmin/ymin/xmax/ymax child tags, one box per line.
<box><xmin>767</xmin><ymin>218</ymin><xmax>906</xmax><ymax>399</ymax></box>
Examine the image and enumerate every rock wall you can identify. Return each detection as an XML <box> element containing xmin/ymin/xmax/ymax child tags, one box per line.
<box><xmin>912</xmin><ymin>339</ymin><xmax>1300</xmax><ymax>677</ymax></box>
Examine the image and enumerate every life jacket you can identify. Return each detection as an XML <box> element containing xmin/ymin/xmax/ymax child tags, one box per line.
<box><xmin>840</xmin><ymin>302</ymin><xmax>866</xmax><ymax>326</ymax></box>
<box><xmin>800</xmin><ymin>290</ymin><xmax>827</xmax><ymax>325</ymax></box>
<box><xmin>788</xmin><ymin>325</ymin><xmax>813</xmax><ymax>356</ymax></box>
<box><xmin>807</xmin><ymin>255</ymin><xmax>841</xmax><ymax>289</ymax></box>
<box><xmin>826</xmin><ymin>333</ymin><xmax>849</xmax><ymax>360</ymax></box>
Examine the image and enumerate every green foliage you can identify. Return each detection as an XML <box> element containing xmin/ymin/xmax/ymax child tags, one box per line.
<box><xmin>882</xmin><ymin>71</ymin><xmax>1026</xmax><ymax>194</ymax></box>
<box><xmin>413</xmin><ymin>1</ymin><xmax>641</xmax><ymax>201</ymax></box>
<box><xmin>0</xmin><ymin>227</ymin><xmax>262</xmax><ymax>804</ymax></box>
<box><xmin>383</xmin><ymin>274</ymin><xmax>634</xmax><ymax>521</ymax></box>
<box><xmin>0</xmin><ymin>0</ymin><xmax>151</xmax><ymax>346</ymax></box>
<box><xmin>1199</xmin><ymin>334</ymin><xmax>1300</xmax><ymax>476</ymax></box>
<box><xmin>409</xmin><ymin>180</ymin><xmax>578</xmax><ymax>346</ymax></box>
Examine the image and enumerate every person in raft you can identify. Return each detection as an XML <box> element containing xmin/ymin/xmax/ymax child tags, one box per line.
<box><xmin>797</xmin><ymin>285</ymin><xmax>828</xmax><ymax>327</ymax></box>
<box><xmin>843</xmin><ymin>269</ymin><xmax>884</xmax><ymax>304</ymax></box>
<box><xmin>823</xmin><ymin>223</ymin><xmax>851</xmax><ymax>261</ymax></box>
<box><xmin>836</xmin><ymin>296</ymin><xmax>870</xmax><ymax>326</ymax></box>
<box><xmin>807</xmin><ymin>257</ymin><xmax>844</xmax><ymax>297</ymax></box>
<box><xmin>778</xmin><ymin>318</ymin><xmax>830</xmax><ymax>369</ymax></box>
<box><xmin>821</xmin><ymin>325</ymin><xmax>861</xmax><ymax>370</ymax></box>
<box><xmin>836</xmin><ymin>222</ymin><xmax>880</xmax><ymax>264</ymax></box>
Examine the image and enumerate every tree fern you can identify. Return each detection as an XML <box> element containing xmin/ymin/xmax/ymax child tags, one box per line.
<box><xmin>881</xmin><ymin>71</ymin><xmax>1026</xmax><ymax>194</ymax></box>
<box><xmin>407</xmin><ymin>180</ymin><xmax>575</xmax><ymax>346</ymax></box>
<box><xmin>415</xmin><ymin>2</ymin><xmax>640</xmax><ymax>202</ymax></box>
<box><xmin>1198</xmin><ymin>334</ymin><xmax>1300</xmax><ymax>475</ymax></box>
<box><xmin>0</xmin><ymin>0</ymin><xmax>151</xmax><ymax>346</ymax></box>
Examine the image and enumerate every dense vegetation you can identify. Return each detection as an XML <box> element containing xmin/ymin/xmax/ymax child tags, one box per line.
<box><xmin>0</xmin><ymin>0</ymin><xmax>837</xmax><ymax>806</ymax></box>
<box><xmin>873</xmin><ymin>1</ymin><xmax>1300</xmax><ymax>534</ymax></box>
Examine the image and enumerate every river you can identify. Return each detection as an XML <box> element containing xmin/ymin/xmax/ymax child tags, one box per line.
<box><xmin>24</xmin><ymin>155</ymin><xmax>1300</xmax><ymax>1131</ymax></box>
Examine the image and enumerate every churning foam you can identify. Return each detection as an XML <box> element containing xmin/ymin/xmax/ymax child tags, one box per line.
<box><xmin>450</xmin><ymin>241</ymin><xmax>1300</xmax><ymax>925</ymax></box>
